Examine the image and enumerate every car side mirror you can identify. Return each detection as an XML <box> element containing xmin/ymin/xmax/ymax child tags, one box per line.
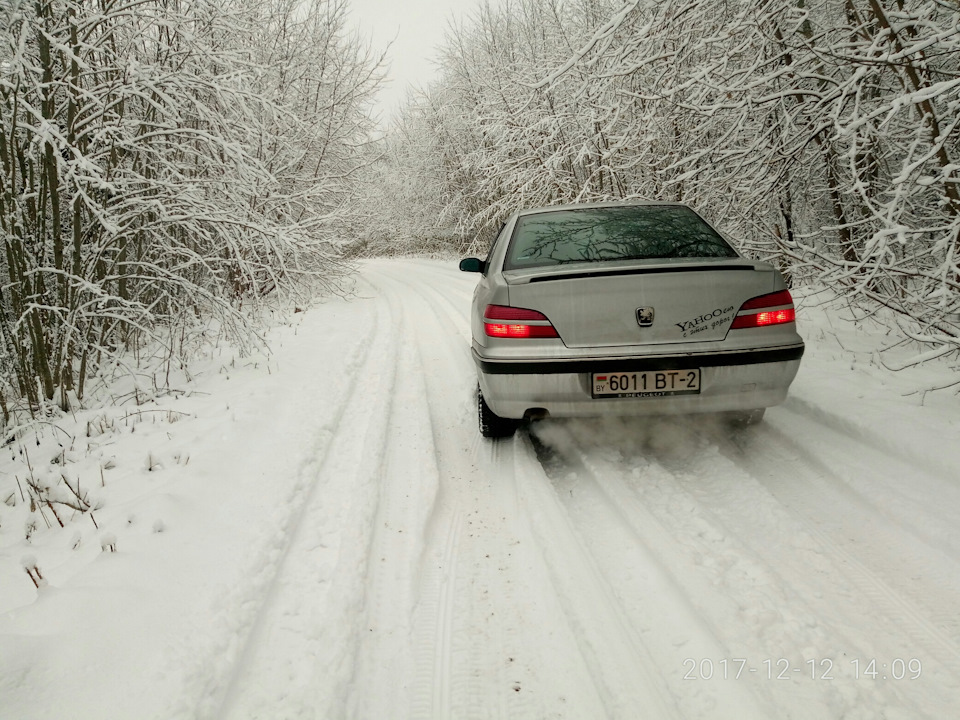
<box><xmin>459</xmin><ymin>257</ymin><xmax>485</xmax><ymax>273</ymax></box>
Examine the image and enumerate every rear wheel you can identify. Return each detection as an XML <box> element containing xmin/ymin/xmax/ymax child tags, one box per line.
<box><xmin>478</xmin><ymin>389</ymin><xmax>518</xmax><ymax>438</ymax></box>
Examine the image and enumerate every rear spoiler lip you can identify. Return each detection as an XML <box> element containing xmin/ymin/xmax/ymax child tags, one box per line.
<box><xmin>504</xmin><ymin>260</ymin><xmax>771</xmax><ymax>284</ymax></box>
<box><xmin>472</xmin><ymin>344</ymin><xmax>805</xmax><ymax>375</ymax></box>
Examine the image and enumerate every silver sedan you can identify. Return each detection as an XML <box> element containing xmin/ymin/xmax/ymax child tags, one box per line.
<box><xmin>459</xmin><ymin>201</ymin><xmax>804</xmax><ymax>437</ymax></box>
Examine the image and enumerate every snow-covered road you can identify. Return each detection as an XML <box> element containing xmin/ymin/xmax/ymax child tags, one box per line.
<box><xmin>2</xmin><ymin>258</ymin><xmax>959</xmax><ymax>719</ymax></box>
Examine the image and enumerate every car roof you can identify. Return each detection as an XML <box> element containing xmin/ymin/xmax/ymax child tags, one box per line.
<box><xmin>513</xmin><ymin>200</ymin><xmax>690</xmax><ymax>218</ymax></box>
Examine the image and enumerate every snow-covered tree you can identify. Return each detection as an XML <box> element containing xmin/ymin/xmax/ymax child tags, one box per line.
<box><xmin>0</xmin><ymin>0</ymin><xmax>381</xmax><ymax>418</ymax></box>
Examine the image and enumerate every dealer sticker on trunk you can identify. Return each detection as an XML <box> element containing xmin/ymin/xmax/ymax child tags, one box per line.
<box><xmin>592</xmin><ymin>369</ymin><xmax>701</xmax><ymax>398</ymax></box>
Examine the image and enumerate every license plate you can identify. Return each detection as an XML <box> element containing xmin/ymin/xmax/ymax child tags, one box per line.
<box><xmin>592</xmin><ymin>369</ymin><xmax>701</xmax><ymax>398</ymax></box>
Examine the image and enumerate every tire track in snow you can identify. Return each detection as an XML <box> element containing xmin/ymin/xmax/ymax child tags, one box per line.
<box><xmin>369</xmin><ymin>260</ymin><xmax>598</xmax><ymax>720</ymax></box>
<box><xmin>405</xmin><ymin>259</ymin><xmax>695</xmax><ymax>718</ymax></box>
<box><xmin>364</xmin><ymin>261</ymin><xmax>482</xmax><ymax>719</ymax></box>
<box><xmin>782</xmin><ymin>395</ymin><xmax>960</xmax><ymax>489</ymax></box>
<box><xmin>511</xmin><ymin>431</ymin><xmax>683</xmax><ymax>720</ymax></box>
<box><xmin>405</xmin><ymin>261</ymin><xmax>585</xmax><ymax>720</ymax></box>
<box><xmin>352</xmin><ymin>261</ymin><xmax>464</xmax><ymax>720</ymax></box>
<box><xmin>391</xmin><ymin>259</ymin><xmax>477</xmax><ymax>344</ymax></box>
<box><xmin>542</xmin><ymin>413</ymin><xmax>956</xmax><ymax>719</ymax></box>
<box><xmin>719</xmin><ymin>413</ymin><xmax>960</xmax><ymax>614</ymax></box>
<box><xmin>176</xmin><ymin>301</ymin><xmax>378</xmax><ymax>720</ymax></box>
<box><xmin>588</xmin><ymin>415</ymin><xmax>956</xmax><ymax>717</ymax></box>
<box><xmin>369</xmin><ymin>261</ymin><xmax>512</xmax><ymax>720</ymax></box>
<box><xmin>405</xmin><ymin>510</ymin><xmax>468</xmax><ymax>720</ymax></box>
<box><xmin>704</xmin><ymin>419</ymin><xmax>960</xmax><ymax>709</ymax></box>
<box><xmin>697</xmin><ymin>425</ymin><xmax>960</xmax><ymax>717</ymax></box>
<box><xmin>397</xmin><ymin>258</ymin><xmax>477</xmax><ymax>306</ymax></box>
<box><xmin>525</xmin><ymin>423</ymin><xmax>773</xmax><ymax>720</ymax></box>
<box><xmin>773</xmin><ymin>400</ymin><xmax>960</xmax><ymax>563</ymax></box>
<box><xmin>433</xmin><ymin>510</ymin><xmax>464</xmax><ymax>719</ymax></box>
<box><xmin>216</xmin><ymin>280</ymin><xmax>404</xmax><ymax>720</ymax></box>
<box><xmin>344</xmin><ymin>275</ymin><xmax>447</xmax><ymax>720</ymax></box>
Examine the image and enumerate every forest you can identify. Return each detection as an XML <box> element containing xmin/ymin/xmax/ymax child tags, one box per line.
<box><xmin>2</xmin><ymin>0</ymin><xmax>958</xmax><ymax>424</ymax></box>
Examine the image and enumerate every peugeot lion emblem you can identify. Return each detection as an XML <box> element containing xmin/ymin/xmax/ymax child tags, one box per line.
<box><xmin>636</xmin><ymin>306</ymin><xmax>655</xmax><ymax>327</ymax></box>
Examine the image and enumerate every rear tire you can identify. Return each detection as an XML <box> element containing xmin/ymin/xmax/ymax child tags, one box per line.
<box><xmin>725</xmin><ymin>408</ymin><xmax>766</xmax><ymax>428</ymax></box>
<box><xmin>478</xmin><ymin>389</ymin><xmax>518</xmax><ymax>438</ymax></box>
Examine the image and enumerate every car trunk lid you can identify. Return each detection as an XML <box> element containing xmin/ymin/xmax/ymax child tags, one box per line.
<box><xmin>503</xmin><ymin>258</ymin><xmax>776</xmax><ymax>347</ymax></box>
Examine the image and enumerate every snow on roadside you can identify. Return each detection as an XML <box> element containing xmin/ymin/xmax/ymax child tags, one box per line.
<box><xmin>788</xmin><ymin>288</ymin><xmax>960</xmax><ymax>478</ymax></box>
<box><xmin>0</xmin><ymin>294</ymin><xmax>379</xmax><ymax>719</ymax></box>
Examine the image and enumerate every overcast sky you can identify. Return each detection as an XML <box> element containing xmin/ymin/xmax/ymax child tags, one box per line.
<box><xmin>347</xmin><ymin>0</ymin><xmax>491</xmax><ymax>124</ymax></box>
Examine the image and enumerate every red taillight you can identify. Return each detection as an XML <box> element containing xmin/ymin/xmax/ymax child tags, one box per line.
<box><xmin>483</xmin><ymin>305</ymin><xmax>549</xmax><ymax>321</ymax></box>
<box><xmin>484</xmin><ymin>305</ymin><xmax>559</xmax><ymax>338</ymax></box>
<box><xmin>738</xmin><ymin>289</ymin><xmax>794</xmax><ymax>311</ymax></box>
<box><xmin>730</xmin><ymin>290</ymin><xmax>796</xmax><ymax>329</ymax></box>
<box><xmin>485</xmin><ymin>323</ymin><xmax>559</xmax><ymax>338</ymax></box>
<box><xmin>731</xmin><ymin>308</ymin><xmax>796</xmax><ymax>328</ymax></box>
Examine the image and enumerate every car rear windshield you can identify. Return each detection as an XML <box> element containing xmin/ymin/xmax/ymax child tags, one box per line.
<box><xmin>503</xmin><ymin>205</ymin><xmax>738</xmax><ymax>270</ymax></box>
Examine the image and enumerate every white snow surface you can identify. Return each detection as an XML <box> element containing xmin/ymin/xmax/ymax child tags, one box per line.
<box><xmin>1</xmin><ymin>258</ymin><xmax>959</xmax><ymax>719</ymax></box>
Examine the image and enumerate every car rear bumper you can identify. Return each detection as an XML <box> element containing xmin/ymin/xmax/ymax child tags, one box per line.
<box><xmin>474</xmin><ymin>344</ymin><xmax>804</xmax><ymax>419</ymax></box>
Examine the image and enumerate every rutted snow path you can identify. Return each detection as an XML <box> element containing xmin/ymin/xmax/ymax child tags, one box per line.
<box><xmin>213</xmin><ymin>259</ymin><xmax>960</xmax><ymax>719</ymax></box>
<box><xmin>2</xmin><ymin>258</ymin><xmax>959</xmax><ymax>719</ymax></box>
